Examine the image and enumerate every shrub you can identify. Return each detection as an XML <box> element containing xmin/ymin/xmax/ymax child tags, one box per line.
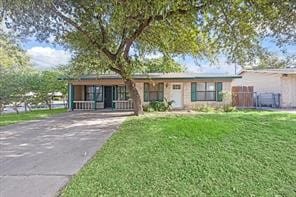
<box><xmin>194</xmin><ymin>104</ymin><xmax>236</xmax><ymax>113</ymax></box>
<box><xmin>195</xmin><ymin>105</ymin><xmax>215</xmax><ymax>112</ymax></box>
<box><xmin>143</xmin><ymin>104</ymin><xmax>155</xmax><ymax>112</ymax></box>
<box><xmin>222</xmin><ymin>104</ymin><xmax>236</xmax><ymax>112</ymax></box>
<box><xmin>145</xmin><ymin>98</ymin><xmax>174</xmax><ymax>112</ymax></box>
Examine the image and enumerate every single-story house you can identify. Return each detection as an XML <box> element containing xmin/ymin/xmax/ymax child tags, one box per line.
<box><xmin>66</xmin><ymin>72</ymin><xmax>241</xmax><ymax>111</ymax></box>
<box><xmin>233</xmin><ymin>69</ymin><xmax>296</xmax><ymax>108</ymax></box>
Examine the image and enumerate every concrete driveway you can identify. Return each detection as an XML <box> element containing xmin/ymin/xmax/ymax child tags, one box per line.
<box><xmin>0</xmin><ymin>111</ymin><xmax>131</xmax><ymax>197</ymax></box>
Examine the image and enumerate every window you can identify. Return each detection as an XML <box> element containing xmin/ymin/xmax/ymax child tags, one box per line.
<box><xmin>144</xmin><ymin>83</ymin><xmax>164</xmax><ymax>102</ymax></box>
<box><xmin>191</xmin><ymin>82</ymin><xmax>223</xmax><ymax>101</ymax></box>
<box><xmin>94</xmin><ymin>86</ymin><xmax>103</xmax><ymax>101</ymax></box>
<box><xmin>85</xmin><ymin>85</ymin><xmax>103</xmax><ymax>101</ymax></box>
<box><xmin>85</xmin><ymin>86</ymin><xmax>94</xmax><ymax>101</ymax></box>
<box><xmin>118</xmin><ymin>86</ymin><xmax>130</xmax><ymax>100</ymax></box>
<box><xmin>173</xmin><ymin>84</ymin><xmax>181</xmax><ymax>89</ymax></box>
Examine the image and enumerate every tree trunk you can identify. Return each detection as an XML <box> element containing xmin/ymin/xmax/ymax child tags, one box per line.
<box><xmin>126</xmin><ymin>79</ymin><xmax>143</xmax><ymax>116</ymax></box>
<box><xmin>48</xmin><ymin>103</ymin><xmax>52</xmax><ymax>110</ymax></box>
<box><xmin>24</xmin><ymin>102</ymin><xmax>28</xmax><ymax>112</ymax></box>
<box><xmin>0</xmin><ymin>102</ymin><xmax>4</xmax><ymax>115</ymax></box>
<box><xmin>63</xmin><ymin>97</ymin><xmax>66</xmax><ymax>109</ymax></box>
<box><xmin>46</xmin><ymin>99</ymin><xmax>52</xmax><ymax>110</ymax></box>
<box><xmin>13</xmin><ymin>103</ymin><xmax>19</xmax><ymax>114</ymax></box>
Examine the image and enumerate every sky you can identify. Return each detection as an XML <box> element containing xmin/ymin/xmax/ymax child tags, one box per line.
<box><xmin>22</xmin><ymin>37</ymin><xmax>295</xmax><ymax>74</ymax></box>
<box><xmin>22</xmin><ymin>39</ymin><xmax>240</xmax><ymax>73</ymax></box>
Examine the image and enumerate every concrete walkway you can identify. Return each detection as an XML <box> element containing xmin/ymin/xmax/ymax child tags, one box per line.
<box><xmin>0</xmin><ymin>111</ymin><xmax>131</xmax><ymax>197</ymax></box>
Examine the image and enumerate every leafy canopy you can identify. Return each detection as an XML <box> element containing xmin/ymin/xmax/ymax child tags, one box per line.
<box><xmin>0</xmin><ymin>31</ymin><xmax>30</xmax><ymax>70</ymax></box>
<box><xmin>2</xmin><ymin>0</ymin><xmax>295</xmax><ymax>76</ymax></box>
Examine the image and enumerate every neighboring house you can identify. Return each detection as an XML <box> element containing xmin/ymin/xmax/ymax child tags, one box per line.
<box><xmin>66</xmin><ymin>73</ymin><xmax>241</xmax><ymax>111</ymax></box>
<box><xmin>233</xmin><ymin>69</ymin><xmax>296</xmax><ymax>108</ymax></box>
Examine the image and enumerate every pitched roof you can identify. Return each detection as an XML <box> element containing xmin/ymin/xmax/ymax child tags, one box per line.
<box><xmin>67</xmin><ymin>72</ymin><xmax>241</xmax><ymax>80</ymax></box>
<box><xmin>239</xmin><ymin>69</ymin><xmax>296</xmax><ymax>75</ymax></box>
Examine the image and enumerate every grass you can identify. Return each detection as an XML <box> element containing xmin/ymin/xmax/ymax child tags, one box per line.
<box><xmin>0</xmin><ymin>108</ymin><xmax>67</xmax><ymax>126</ymax></box>
<box><xmin>62</xmin><ymin>111</ymin><xmax>296</xmax><ymax>196</ymax></box>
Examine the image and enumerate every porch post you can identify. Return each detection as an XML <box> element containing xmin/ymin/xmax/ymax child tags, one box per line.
<box><xmin>93</xmin><ymin>85</ymin><xmax>96</xmax><ymax>110</ymax></box>
<box><xmin>112</xmin><ymin>85</ymin><xmax>117</xmax><ymax>111</ymax></box>
<box><xmin>68</xmin><ymin>83</ymin><xmax>74</xmax><ymax>111</ymax></box>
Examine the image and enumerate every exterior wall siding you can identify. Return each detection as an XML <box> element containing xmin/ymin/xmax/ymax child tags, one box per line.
<box><xmin>233</xmin><ymin>72</ymin><xmax>296</xmax><ymax>108</ymax></box>
<box><xmin>70</xmin><ymin>79</ymin><xmax>234</xmax><ymax>110</ymax></box>
<box><xmin>136</xmin><ymin>80</ymin><xmax>232</xmax><ymax>109</ymax></box>
<box><xmin>183</xmin><ymin>81</ymin><xmax>232</xmax><ymax>109</ymax></box>
<box><xmin>281</xmin><ymin>75</ymin><xmax>296</xmax><ymax>107</ymax></box>
<box><xmin>232</xmin><ymin>72</ymin><xmax>282</xmax><ymax>93</ymax></box>
<box><xmin>74</xmin><ymin>85</ymin><xmax>83</xmax><ymax>100</ymax></box>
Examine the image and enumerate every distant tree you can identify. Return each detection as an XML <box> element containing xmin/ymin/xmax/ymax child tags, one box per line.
<box><xmin>0</xmin><ymin>70</ymin><xmax>34</xmax><ymax>114</ymax></box>
<box><xmin>0</xmin><ymin>68</ymin><xmax>66</xmax><ymax>114</ymax></box>
<box><xmin>0</xmin><ymin>32</ymin><xmax>32</xmax><ymax>114</ymax></box>
<box><xmin>33</xmin><ymin>70</ymin><xmax>67</xmax><ymax>110</ymax></box>
<box><xmin>255</xmin><ymin>52</ymin><xmax>296</xmax><ymax>69</ymax></box>
<box><xmin>2</xmin><ymin>1</ymin><xmax>295</xmax><ymax>115</ymax></box>
<box><xmin>140</xmin><ymin>57</ymin><xmax>186</xmax><ymax>73</ymax></box>
<box><xmin>0</xmin><ymin>31</ymin><xmax>29</xmax><ymax>70</ymax></box>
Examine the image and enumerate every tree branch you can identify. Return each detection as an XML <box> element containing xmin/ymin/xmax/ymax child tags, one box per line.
<box><xmin>123</xmin><ymin>17</ymin><xmax>153</xmax><ymax>63</ymax></box>
<box><xmin>127</xmin><ymin>3</ymin><xmax>207</xmax><ymax>21</ymax></box>
<box><xmin>115</xmin><ymin>27</ymin><xmax>127</xmax><ymax>56</ymax></box>
<box><xmin>97</xmin><ymin>15</ymin><xmax>107</xmax><ymax>44</ymax></box>
<box><xmin>50</xmin><ymin>3</ymin><xmax>116</xmax><ymax>61</ymax></box>
<box><xmin>122</xmin><ymin>3</ymin><xmax>208</xmax><ymax>63</ymax></box>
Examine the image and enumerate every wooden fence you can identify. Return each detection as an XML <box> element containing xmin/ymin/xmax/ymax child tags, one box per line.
<box><xmin>232</xmin><ymin>86</ymin><xmax>255</xmax><ymax>108</ymax></box>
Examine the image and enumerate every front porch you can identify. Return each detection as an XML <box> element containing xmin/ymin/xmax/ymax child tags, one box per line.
<box><xmin>68</xmin><ymin>84</ymin><xmax>133</xmax><ymax>111</ymax></box>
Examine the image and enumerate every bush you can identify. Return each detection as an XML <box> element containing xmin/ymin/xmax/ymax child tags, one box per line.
<box><xmin>144</xmin><ymin>98</ymin><xmax>174</xmax><ymax>112</ymax></box>
<box><xmin>143</xmin><ymin>105</ymin><xmax>155</xmax><ymax>112</ymax></box>
<box><xmin>222</xmin><ymin>104</ymin><xmax>236</xmax><ymax>112</ymax></box>
<box><xmin>194</xmin><ymin>104</ymin><xmax>236</xmax><ymax>113</ymax></box>
<box><xmin>195</xmin><ymin>105</ymin><xmax>215</xmax><ymax>112</ymax></box>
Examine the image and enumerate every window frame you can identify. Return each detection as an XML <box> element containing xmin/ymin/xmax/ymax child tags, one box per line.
<box><xmin>191</xmin><ymin>82</ymin><xmax>217</xmax><ymax>101</ymax></box>
<box><xmin>172</xmin><ymin>84</ymin><xmax>181</xmax><ymax>90</ymax></box>
<box><xmin>118</xmin><ymin>85</ymin><xmax>130</xmax><ymax>101</ymax></box>
<box><xmin>144</xmin><ymin>82</ymin><xmax>164</xmax><ymax>102</ymax></box>
<box><xmin>85</xmin><ymin>85</ymin><xmax>103</xmax><ymax>102</ymax></box>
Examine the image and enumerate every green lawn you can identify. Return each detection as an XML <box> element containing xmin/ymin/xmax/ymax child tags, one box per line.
<box><xmin>62</xmin><ymin>112</ymin><xmax>296</xmax><ymax>196</ymax></box>
<box><xmin>0</xmin><ymin>108</ymin><xmax>67</xmax><ymax>126</ymax></box>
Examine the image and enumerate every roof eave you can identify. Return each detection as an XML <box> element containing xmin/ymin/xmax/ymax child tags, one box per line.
<box><xmin>62</xmin><ymin>76</ymin><xmax>241</xmax><ymax>81</ymax></box>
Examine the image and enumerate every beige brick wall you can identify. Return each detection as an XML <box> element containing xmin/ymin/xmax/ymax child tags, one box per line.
<box><xmin>183</xmin><ymin>81</ymin><xmax>232</xmax><ymax>109</ymax></box>
<box><xmin>232</xmin><ymin>72</ymin><xmax>282</xmax><ymax>93</ymax></box>
<box><xmin>233</xmin><ymin>72</ymin><xmax>296</xmax><ymax>108</ymax></box>
<box><xmin>137</xmin><ymin>80</ymin><xmax>232</xmax><ymax>109</ymax></box>
<box><xmin>71</xmin><ymin>80</ymin><xmax>234</xmax><ymax>109</ymax></box>
<box><xmin>281</xmin><ymin>75</ymin><xmax>296</xmax><ymax>107</ymax></box>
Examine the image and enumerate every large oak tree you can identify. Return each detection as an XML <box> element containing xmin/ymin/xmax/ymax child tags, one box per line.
<box><xmin>1</xmin><ymin>0</ymin><xmax>295</xmax><ymax>115</ymax></box>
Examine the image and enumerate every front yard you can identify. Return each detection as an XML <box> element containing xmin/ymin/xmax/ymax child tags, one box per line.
<box><xmin>62</xmin><ymin>111</ymin><xmax>296</xmax><ymax>196</ymax></box>
<box><xmin>0</xmin><ymin>108</ymin><xmax>67</xmax><ymax>126</ymax></box>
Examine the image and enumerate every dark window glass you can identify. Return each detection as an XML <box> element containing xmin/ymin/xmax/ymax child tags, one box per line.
<box><xmin>94</xmin><ymin>86</ymin><xmax>103</xmax><ymax>101</ymax></box>
<box><xmin>173</xmin><ymin>84</ymin><xmax>181</xmax><ymax>89</ymax></box>
<box><xmin>144</xmin><ymin>83</ymin><xmax>164</xmax><ymax>102</ymax></box>
<box><xmin>191</xmin><ymin>82</ymin><xmax>218</xmax><ymax>101</ymax></box>
<box><xmin>118</xmin><ymin>86</ymin><xmax>130</xmax><ymax>100</ymax></box>
<box><xmin>85</xmin><ymin>85</ymin><xmax>103</xmax><ymax>102</ymax></box>
<box><xmin>85</xmin><ymin>86</ymin><xmax>94</xmax><ymax>101</ymax></box>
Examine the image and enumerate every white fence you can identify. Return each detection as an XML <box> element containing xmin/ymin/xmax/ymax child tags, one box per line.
<box><xmin>113</xmin><ymin>100</ymin><xmax>134</xmax><ymax>110</ymax></box>
<box><xmin>73</xmin><ymin>100</ymin><xmax>134</xmax><ymax>110</ymax></box>
<box><xmin>73</xmin><ymin>101</ymin><xmax>95</xmax><ymax>110</ymax></box>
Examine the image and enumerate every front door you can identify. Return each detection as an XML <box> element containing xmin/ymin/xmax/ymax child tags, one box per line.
<box><xmin>104</xmin><ymin>86</ymin><xmax>112</xmax><ymax>108</ymax></box>
<box><xmin>171</xmin><ymin>84</ymin><xmax>183</xmax><ymax>109</ymax></box>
